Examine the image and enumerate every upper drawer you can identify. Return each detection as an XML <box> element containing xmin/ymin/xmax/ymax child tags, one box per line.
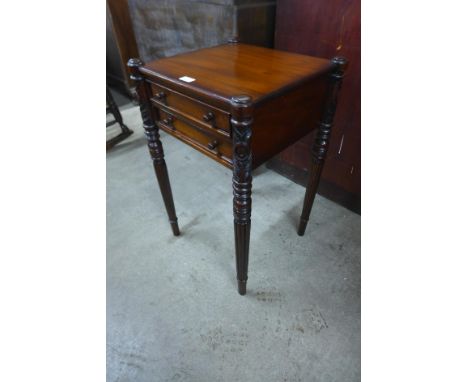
<box><xmin>149</xmin><ymin>81</ymin><xmax>231</xmax><ymax>137</ymax></box>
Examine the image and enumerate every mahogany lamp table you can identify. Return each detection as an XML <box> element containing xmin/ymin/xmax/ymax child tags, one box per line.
<box><xmin>128</xmin><ymin>42</ymin><xmax>347</xmax><ymax>295</ymax></box>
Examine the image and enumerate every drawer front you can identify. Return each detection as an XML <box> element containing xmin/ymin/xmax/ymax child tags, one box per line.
<box><xmin>157</xmin><ymin>109</ymin><xmax>233</xmax><ymax>167</ymax></box>
<box><xmin>150</xmin><ymin>82</ymin><xmax>231</xmax><ymax>137</ymax></box>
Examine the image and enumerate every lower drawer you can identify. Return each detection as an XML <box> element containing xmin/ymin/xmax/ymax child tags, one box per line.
<box><xmin>157</xmin><ymin>109</ymin><xmax>233</xmax><ymax>168</ymax></box>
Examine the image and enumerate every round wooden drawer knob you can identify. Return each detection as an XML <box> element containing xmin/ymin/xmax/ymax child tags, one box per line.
<box><xmin>203</xmin><ymin>112</ymin><xmax>215</xmax><ymax>122</ymax></box>
<box><xmin>154</xmin><ymin>91</ymin><xmax>166</xmax><ymax>100</ymax></box>
<box><xmin>207</xmin><ymin>140</ymin><xmax>218</xmax><ymax>150</ymax></box>
<box><xmin>163</xmin><ymin>116</ymin><xmax>174</xmax><ymax>125</ymax></box>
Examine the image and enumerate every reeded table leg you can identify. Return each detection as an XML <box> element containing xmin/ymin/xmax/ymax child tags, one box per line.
<box><xmin>231</xmin><ymin>95</ymin><xmax>253</xmax><ymax>295</ymax></box>
<box><xmin>298</xmin><ymin>57</ymin><xmax>348</xmax><ymax>236</ymax></box>
<box><xmin>128</xmin><ymin>58</ymin><xmax>180</xmax><ymax>236</ymax></box>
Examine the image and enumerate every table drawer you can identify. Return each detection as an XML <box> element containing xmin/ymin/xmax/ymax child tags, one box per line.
<box><xmin>149</xmin><ymin>82</ymin><xmax>231</xmax><ymax>137</ymax></box>
<box><xmin>157</xmin><ymin>109</ymin><xmax>233</xmax><ymax>167</ymax></box>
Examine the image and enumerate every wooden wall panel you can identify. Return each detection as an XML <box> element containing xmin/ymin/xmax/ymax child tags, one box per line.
<box><xmin>106</xmin><ymin>0</ymin><xmax>140</xmax><ymax>94</ymax></box>
<box><xmin>272</xmin><ymin>0</ymin><xmax>360</xmax><ymax>211</ymax></box>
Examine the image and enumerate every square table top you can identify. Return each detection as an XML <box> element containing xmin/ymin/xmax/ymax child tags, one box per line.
<box><xmin>141</xmin><ymin>43</ymin><xmax>332</xmax><ymax>106</ymax></box>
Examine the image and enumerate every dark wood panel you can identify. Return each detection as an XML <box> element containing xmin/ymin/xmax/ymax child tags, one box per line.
<box><xmin>266</xmin><ymin>156</ymin><xmax>361</xmax><ymax>214</ymax></box>
<box><xmin>106</xmin><ymin>0</ymin><xmax>140</xmax><ymax>93</ymax></box>
<box><xmin>274</xmin><ymin>0</ymin><xmax>361</xmax><ymax>202</ymax></box>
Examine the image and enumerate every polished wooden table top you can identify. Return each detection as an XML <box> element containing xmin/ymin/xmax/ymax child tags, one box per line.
<box><xmin>140</xmin><ymin>43</ymin><xmax>333</xmax><ymax>109</ymax></box>
<box><xmin>129</xmin><ymin>42</ymin><xmax>347</xmax><ymax>295</ymax></box>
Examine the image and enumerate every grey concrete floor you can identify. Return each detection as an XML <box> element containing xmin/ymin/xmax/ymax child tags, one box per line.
<box><xmin>107</xmin><ymin>106</ymin><xmax>361</xmax><ymax>382</ymax></box>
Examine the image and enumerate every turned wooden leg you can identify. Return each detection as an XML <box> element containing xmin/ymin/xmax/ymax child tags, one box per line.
<box><xmin>128</xmin><ymin>58</ymin><xmax>180</xmax><ymax>236</ymax></box>
<box><xmin>231</xmin><ymin>95</ymin><xmax>253</xmax><ymax>295</ymax></box>
<box><xmin>298</xmin><ymin>57</ymin><xmax>348</xmax><ymax>236</ymax></box>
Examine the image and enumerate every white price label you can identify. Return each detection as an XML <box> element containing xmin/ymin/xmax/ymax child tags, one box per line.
<box><xmin>179</xmin><ymin>76</ymin><xmax>196</xmax><ymax>83</ymax></box>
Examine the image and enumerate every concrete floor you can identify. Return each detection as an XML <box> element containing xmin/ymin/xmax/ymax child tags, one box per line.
<box><xmin>107</xmin><ymin>106</ymin><xmax>361</xmax><ymax>382</ymax></box>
